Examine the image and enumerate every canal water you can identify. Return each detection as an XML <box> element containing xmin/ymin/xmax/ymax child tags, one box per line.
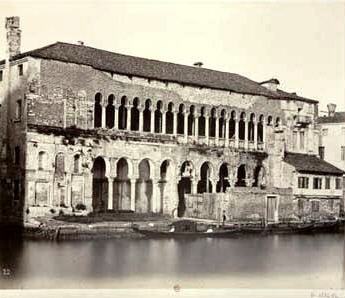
<box><xmin>0</xmin><ymin>233</ymin><xmax>344</xmax><ymax>289</ymax></box>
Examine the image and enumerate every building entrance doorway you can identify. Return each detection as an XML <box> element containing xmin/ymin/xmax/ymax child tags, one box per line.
<box><xmin>177</xmin><ymin>161</ymin><xmax>193</xmax><ymax>217</ymax></box>
<box><xmin>92</xmin><ymin>157</ymin><xmax>108</xmax><ymax>212</ymax></box>
<box><xmin>266</xmin><ymin>195</ymin><xmax>279</xmax><ymax>222</ymax></box>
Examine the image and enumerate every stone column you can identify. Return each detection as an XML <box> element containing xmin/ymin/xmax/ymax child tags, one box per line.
<box><xmin>130</xmin><ymin>178</ymin><xmax>136</xmax><ymax>211</ymax></box>
<box><xmin>235</xmin><ymin>119</ymin><xmax>239</xmax><ymax>148</ymax></box>
<box><xmin>162</xmin><ymin>111</ymin><xmax>166</xmax><ymax>134</ymax></box>
<box><xmin>139</xmin><ymin>108</ymin><xmax>144</xmax><ymax>132</ymax></box>
<box><xmin>211</xmin><ymin>179</ymin><xmax>217</xmax><ymax>193</ymax></box>
<box><xmin>205</xmin><ymin>115</ymin><xmax>210</xmax><ymax>145</ymax></box>
<box><xmin>173</xmin><ymin>111</ymin><xmax>178</xmax><ymax>135</ymax></box>
<box><xmin>191</xmin><ymin>178</ymin><xmax>198</xmax><ymax>194</ymax></box>
<box><xmin>254</xmin><ymin>120</ymin><xmax>258</xmax><ymax>150</ymax></box>
<box><xmin>151</xmin><ymin>178</ymin><xmax>158</xmax><ymax>213</ymax></box>
<box><xmin>215</xmin><ymin>114</ymin><xmax>219</xmax><ymax>146</ymax></box>
<box><xmin>225</xmin><ymin>117</ymin><xmax>229</xmax><ymax>146</ymax></box>
<box><xmin>108</xmin><ymin>177</ymin><xmax>114</xmax><ymax>210</ymax></box>
<box><xmin>150</xmin><ymin>108</ymin><xmax>155</xmax><ymax>133</ymax></box>
<box><xmin>244</xmin><ymin>119</ymin><xmax>248</xmax><ymax>150</ymax></box>
<box><xmin>127</xmin><ymin>105</ymin><xmax>131</xmax><ymax>131</ymax></box>
<box><xmin>114</xmin><ymin>104</ymin><xmax>119</xmax><ymax>130</ymax></box>
<box><xmin>101</xmin><ymin>105</ymin><xmax>106</xmax><ymax>128</ymax></box>
<box><xmin>65</xmin><ymin>173</ymin><xmax>72</xmax><ymax>206</ymax></box>
<box><xmin>184</xmin><ymin>112</ymin><xmax>188</xmax><ymax>142</ymax></box>
<box><xmin>262</xmin><ymin>121</ymin><xmax>266</xmax><ymax>150</ymax></box>
<box><xmin>296</xmin><ymin>129</ymin><xmax>300</xmax><ymax>151</ymax></box>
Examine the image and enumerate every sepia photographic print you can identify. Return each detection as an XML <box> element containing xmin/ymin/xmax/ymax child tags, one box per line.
<box><xmin>0</xmin><ymin>1</ymin><xmax>344</xmax><ymax>297</ymax></box>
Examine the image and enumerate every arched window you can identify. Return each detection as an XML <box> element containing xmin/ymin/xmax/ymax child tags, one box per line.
<box><xmin>258</xmin><ymin>115</ymin><xmax>264</xmax><ymax>142</ymax></box>
<box><xmin>275</xmin><ymin>117</ymin><xmax>281</xmax><ymax>128</ymax></box>
<box><xmin>248</xmin><ymin>113</ymin><xmax>255</xmax><ymax>141</ymax></box>
<box><xmin>239</xmin><ymin>112</ymin><xmax>246</xmax><ymax>140</ymax></box>
<box><xmin>219</xmin><ymin>109</ymin><xmax>226</xmax><ymax>138</ymax></box>
<box><xmin>267</xmin><ymin>115</ymin><xmax>273</xmax><ymax>126</ymax></box>
<box><xmin>217</xmin><ymin>163</ymin><xmax>230</xmax><ymax>193</ymax></box>
<box><xmin>73</xmin><ymin>154</ymin><xmax>80</xmax><ymax>173</ymax></box>
<box><xmin>94</xmin><ymin>92</ymin><xmax>102</xmax><ymax>128</ymax></box>
<box><xmin>38</xmin><ymin>151</ymin><xmax>47</xmax><ymax>170</ymax></box>
<box><xmin>106</xmin><ymin>94</ymin><xmax>115</xmax><ymax>128</ymax></box>
<box><xmin>143</xmin><ymin>99</ymin><xmax>151</xmax><ymax>132</ymax></box>
<box><xmin>55</xmin><ymin>153</ymin><xmax>65</xmax><ymax>179</ymax></box>
<box><xmin>188</xmin><ymin>105</ymin><xmax>195</xmax><ymax>136</ymax></box>
<box><xmin>209</xmin><ymin>108</ymin><xmax>216</xmax><ymax>137</ymax></box>
<box><xmin>166</xmin><ymin>102</ymin><xmax>174</xmax><ymax>134</ymax></box>
<box><xmin>177</xmin><ymin>104</ymin><xmax>185</xmax><ymax>134</ymax></box>
<box><xmin>236</xmin><ymin>164</ymin><xmax>246</xmax><ymax>187</ymax></box>
<box><xmin>154</xmin><ymin>100</ymin><xmax>163</xmax><ymax>133</ymax></box>
<box><xmin>197</xmin><ymin>162</ymin><xmax>212</xmax><ymax>193</ymax></box>
<box><xmin>131</xmin><ymin>97</ymin><xmax>140</xmax><ymax>131</ymax></box>
<box><xmin>118</xmin><ymin>96</ymin><xmax>128</xmax><ymax>130</ymax></box>
<box><xmin>229</xmin><ymin>111</ymin><xmax>236</xmax><ymax>139</ymax></box>
<box><xmin>198</xmin><ymin>107</ymin><xmax>206</xmax><ymax>136</ymax></box>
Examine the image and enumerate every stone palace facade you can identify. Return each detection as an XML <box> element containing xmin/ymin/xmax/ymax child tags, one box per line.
<box><xmin>0</xmin><ymin>17</ymin><xmax>343</xmax><ymax>224</ymax></box>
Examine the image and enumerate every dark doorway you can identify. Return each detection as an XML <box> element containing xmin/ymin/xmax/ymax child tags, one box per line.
<box><xmin>177</xmin><ymin>161</ymin><xmax>193</xmax><ymax>217</ymax></box>
<box><xmin>197</xmin><ymin>162</ymin><xmax>212</xmax><ymax>193</ymax></box>
<box><xmin>217</xmin><ymin>163</ymin><xmax>230</xmax><ymax>192</ymax></box>
<box><xmin>92</xmin><ymin>157</ymin><xmax>108</xmax><ymax>211</ymax></box>
<box><xmin>236</xmin><ymin>164</ymin><xmax>246</xmax><ymax>187</ymax></box>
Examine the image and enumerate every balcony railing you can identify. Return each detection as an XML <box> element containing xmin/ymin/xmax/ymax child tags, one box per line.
<box><xmin>239</xmin><ymin>140</ymin><xmax>245</xmax><ymax>149</ymax></box>
<box><xmin>296</xmin><ymin>115</ymin><xmax>312</xmax><ymax>125</ymax></box>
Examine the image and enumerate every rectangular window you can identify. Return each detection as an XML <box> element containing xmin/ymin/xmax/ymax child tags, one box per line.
<box><xmin>325</xmin><ymin>177</ymin><xmax>330</xmax><ymax>189</ymax></box>
<box><xmin>341</xmin><ymin>146</ymin><xmax>345</xmax><ymax>161</ymax></box>
<box><xmin>14</xmin><ymin>146</ymin><xmax>20</xmax><ymax>165</ymax></box>
<box><xmin>18</xmin><ymin>64</ymin><xmax>23</xmax><ymax>76</ymax></box>
<box><xmin>15</xmin><ymin>99</ymin><xmax>22</xmax><ymax>120</ymax></box>
<box><xmin>300</xmin><ymin>131</ymin><xmax>305</xmax><ymax>150</ymax></box>
<box><xmin>322</xmin><ymin>128</ymin><xmax>328</xmax><ymax>136</ymax></box>
<box><xmin>311</xmin><ymin>200</ymin><xmax>320</xmax><ymax>212</ymax></box>
<box><xmin>328</xmin><ymin>199</ymin><xmax>334</xmax><ymax>211</ymax></box>
<box><xmin>13</xmin><ymin>180</ymin><xmax>20</xmax><ymax>201</ymax></box>
<box><xmin>319</xmin><ymin>146</ymin><xmax>325</xmax><ymax>160</ymax></box>
<box><xmin>341</xmin><ymin>127</ymin><xmax>345</xmax><ymax>135</ymax></box>
<box><xmin>298</xmin><ymin>199</ymin><xmax>304</xmax><ymax>213</ymax></box>
<box><xmin>336</xmin><ymin>178</ymin><xmax>342</xmax><ymax>190</ymax></box>
<box><xmin>313</xmin><ymin>177</ymin><xmax>322</xmax><ymax>189</ymax></box>
<box><xmin>298</xmin><ymin>177</ymin><xmax>309</xmax><ymax>189</ymax></box>
<box><xmin>0</xmin><ymin>70</ymin><xmax>3</xmax><ymax>81</ymax></box>
<box><xmin>293</xmin><ymin>131</ymin><xmax>297</xmax><ymax>150</ymax></box>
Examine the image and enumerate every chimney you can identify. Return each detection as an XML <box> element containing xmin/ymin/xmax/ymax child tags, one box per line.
<box><xmin>5</xmin><ymin>16</ymin><xmax>21</xmax><ymax>58</ymax></box>
<box><xmin>259</xmin><ymin>78</ymin><xmax>280</xmax><ymax>91</ymax></box>
<box><xmin>327</xmin><ymin>103</ymin><xmax>336</xmax><ymax>117</ymax></box>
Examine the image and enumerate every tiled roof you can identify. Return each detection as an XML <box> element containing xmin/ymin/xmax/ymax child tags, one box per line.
<box><xmin>1</xmin><ymin>42</ymin><xmax>317</xmax><ymax>103</ymax></box>
<box><xmin>284</xmin><ymin>152</ymin><xmax>344</xmax><ymax>175</ymax></box>
<box><xmin>317</xmin><ymin>112</ymin><xmax>345</xmax><ymax>124</ymax></box>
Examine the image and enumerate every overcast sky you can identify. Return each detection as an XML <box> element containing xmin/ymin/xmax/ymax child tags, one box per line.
<box><xmin>0</xmin><ymin>0</ymin><xmax>344</xmax><ymax>111</ymax></box>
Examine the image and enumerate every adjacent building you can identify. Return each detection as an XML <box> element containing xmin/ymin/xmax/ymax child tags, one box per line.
<box><xmin>0</xmin><ymin>17</ymin><xmax>343</xmax><ymax>224</ymax></box>
<box><xmin>317</xmin><ymin>103</ymin><xmax>345</xmax><ymax>215</ymax></box>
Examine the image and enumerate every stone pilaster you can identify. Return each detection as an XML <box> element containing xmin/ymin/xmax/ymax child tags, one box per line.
<box><xmin>108</xmin><ymin>177</ymin><xmax>114</xmax><ymax>210</ymax></box>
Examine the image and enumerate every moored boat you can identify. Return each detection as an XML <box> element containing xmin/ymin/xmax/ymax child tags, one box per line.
<box><xmin>133</xmin><ymin>227</ymin><xmax>240</xmax><ymax>238</ymax></box>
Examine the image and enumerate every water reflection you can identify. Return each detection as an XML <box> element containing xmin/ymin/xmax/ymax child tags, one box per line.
<box><xmin>0</xmin><ymin>234</ymin><xmax>343</xmax><ymax>289</ymax></box>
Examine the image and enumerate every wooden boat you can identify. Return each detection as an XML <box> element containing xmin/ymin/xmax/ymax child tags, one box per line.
<box><xmin>235</xmin><ymin>222</ymin><xmax>315</xmax><ymax>234</ymax></box>
<box><xmin>134</xmin><ymin>227</ymin><xmax>240</xmax><ymax>238</ymax></box>
<box><xmin>311</xmin><ymin>220</ymin><xmax>342</xmax><ymax>233</ymax></box>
